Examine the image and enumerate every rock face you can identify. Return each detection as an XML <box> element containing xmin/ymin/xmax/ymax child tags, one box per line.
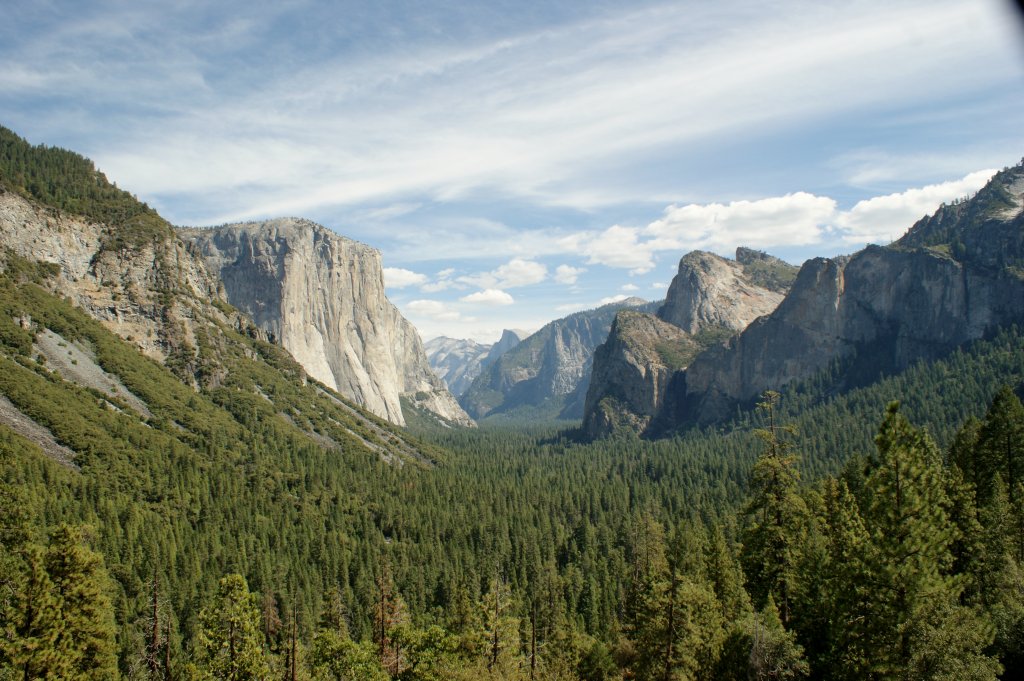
<box><xmin>582</xmin><ymin>249</ymin><xmax>795</xmax><ymax>437</ymax></box>
<box><xmin>658</xmin><ymin>251</ymin><xmax>787</xmax><ymax>334</ymax></box>
<box><xmin>461</xmin><ymin>298</ymin><xmax>655</xmax><ymax>420</ymax></box>
<box><xmin>674</xmin><ymin>164</ymin><xmax>1024</xmax><ymax>425</ymax></box>
<box><xmin>486</xmin><ymin>329</ymin><xmax>529</xmax><ymax>365</ymax></box>
<box><xmin>180</xmin><ymin>219</ymin><xmax>473</xmax><ymax>427</ymax></box>
<box><xmin>425</xmin><ymin>328</ymin><xmax>527</xmax><ymax>398</ymax></box>
<box><xmin>582</xmin><ymin>311</ymin><xmax>698</xmax><ymax>438</ymax></box>
<box><xmin>0</xmin><ymin>188</ymin><xmax>228</xmax><ymax>367</ymax></box>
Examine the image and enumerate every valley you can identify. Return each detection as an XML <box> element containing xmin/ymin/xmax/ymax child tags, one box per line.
<box><xmin>1</xmin><ymin>126</ymin><xmax>1023</xmax><ymax>680</ymax></box>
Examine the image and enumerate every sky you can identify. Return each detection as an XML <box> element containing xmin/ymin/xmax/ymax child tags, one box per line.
<box><xmin>2</xmin><ymin>1</ymin><xmax>1023</xmax><ymax>343</ymax></box>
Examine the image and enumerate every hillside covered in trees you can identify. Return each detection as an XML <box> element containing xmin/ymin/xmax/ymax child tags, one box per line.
<box><xmin>0</xmin><ymin>127</ymin><xmax>1023</xmax><ymax>679</ymax></box>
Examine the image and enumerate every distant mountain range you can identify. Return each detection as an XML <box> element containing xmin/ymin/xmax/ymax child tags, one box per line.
<box><xmin>458</xmin><ymin>297</ymin><xmax>661</xmax><ymax>422</ymax></box>
<box><xmin>424</xmin><ymin>328</ymin><xmax>530</xmax><ymax>398</ymax></box>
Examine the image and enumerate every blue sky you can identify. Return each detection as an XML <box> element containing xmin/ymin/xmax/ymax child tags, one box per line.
<box><xmin>3</xmin><ymin>1</ymin><xmax>1023</xmax><ymax>342</ymax></box>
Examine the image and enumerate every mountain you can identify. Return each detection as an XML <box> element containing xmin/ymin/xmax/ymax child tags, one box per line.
<box><xmin>658</xmin><ymin>249</ymin><xmax>790</xmax><ymax>333</ymax></box>
<box><xmin>424</xmin><ymin>328</ymin><xmax>528</xmax><ymax>398</ymax></box>
<box><xmin>582</xmin><ymin>250</ymin><xmax>796</xmax><ymax>437</ymax></box>
<box><xmin>460</xmin><ymin>298</ymin><xmax>656</xmax><ymax>421</ymax></box>
<box><xmin>425</xmin><ymin>336</ymin><xmax>489</xmax><ymax>397</ymax></box>
<box><xmin>0</xmin><ymin>126</ymin><xmax>436</xmax><ymax>466</ymax></box>
<box><xmin>179</xmin><ymin>221</ymin><xmax>473</xmax><ymax>428</ymax></box>
<box><xmin>486</xmin><ymin>328</ymin><xmax>530</xmax><ymax>364</ymax></box>
<box><xmin>0</xmin><ymin>124</ymin><xmax>467</xmax><ymax>430</ymax></box>
<box><xmin>669</xmin><ymin>163</ymin><xmax>1024</xmax><ymax>426</ymax></box>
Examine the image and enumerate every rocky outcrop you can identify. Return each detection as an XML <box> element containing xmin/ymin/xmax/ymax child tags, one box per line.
<box><xmin>581</xmin><ymin>249</ymin><xmax>795</xmax><ymax>437</ymax></box>
<box><xmin>658</xmin><ymin>251</ymin><xmax>787</xmax><ymax>334</ymax></box>
<box><xmin>461</xmin><ymin>298</ymin><xmax>655</xmax><ymax>421</ymax></box>
<box><xmin>425</xmin><ymin>329</ymin><xmax>527</xmax><ymax>398</ymax></box>
<box><xmin>180</xmin><ymin>220</ymin><xmax>472</xmax><ymax>427</ymax></box>
<box><xmin>485</xmin><ymin>329</ymin><xmax>529</xmax><ymax>366</ymax></box>
<box><xmin>582</xmin><ymin>311</ymin><xmax>698</xmax><ymax>438</ymax></box>
<box><xmin>673</xmin><ymin>165</ymin><xmax>1024</xmax><ymax>425</ymax></box>
<box><xmin>0</xmin><ymin>188</ymin><xmax>229</xmax><ymax>367</ymax></box>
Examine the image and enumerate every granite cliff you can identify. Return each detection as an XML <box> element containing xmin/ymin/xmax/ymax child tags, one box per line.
<box><xmin>582</xmin><ymin>249</ymin><xmax>795</xmax><ymax>437</ymax></box>
<box><xmin>0</xmin><ymin>187</ymin><xmax>231</xmax><ymax>374</ymax></box>
<box><xmin>673</xmin><ymin>163</ymin><xmax>1024</xmax><ymax>425</ymax></box>
<box><xmin>181</xmin><ymin>220</ymin><xmax>473</xmax><ymax>427</ymax></box>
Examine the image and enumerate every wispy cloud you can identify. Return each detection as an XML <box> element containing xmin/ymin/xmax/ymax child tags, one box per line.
<box><xmin>4</xmin><ymin>0</ymin><xmax>1017</xmax><ymax>226</ymax></box>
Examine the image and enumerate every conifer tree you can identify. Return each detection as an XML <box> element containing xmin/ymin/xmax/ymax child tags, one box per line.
<box><xmin>480</xmin><ymin>573</ymin><xmax>520</xmax><ymax>674</ymax></box>
<box><xmin>1</xmin><ymin>525</ymin><xmax>118</xmax><ymax>680</ymax></box>
<box><xmin>741</xmin><ymin>391</ymin><xmax>807</xmax><ymax>624</ymax></box>
<box><xmin>747</xmin><ymin>596</ymin><xmax>809</xmax><ymax>681</ymax></box>
<box><xmin>195</xmin><ymin>574</ymin><xmax>269</xmax><ymax>680</ymax></box>
<box><xmin>977</xmin><ymin>386</ymin><xmax>1024</xmax><ymax>503</ymax></box>
<box><xmin>853</xmin><ymin>404</ymin><xmax>998</xmax><ymax>679</ymax></box>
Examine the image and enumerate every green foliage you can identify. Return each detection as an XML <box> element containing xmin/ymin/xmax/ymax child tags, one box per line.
<box><xmin>741</xmin><ymin>392</ymin><xmax>807</xmax><ymax>623</ymax></box>
<box><xmin>0</xmin><ymin>126</ymin><xmax>173</xmax><ymax>249</ymax></box>
<box><xmin>0</xmin><ymin>525</ymin><xmax>118</xmax><ymax>680</ymax></box>
<box><xmin>737</xmin><ymin>256</ymin><xmax>800</xmax><ymax>293</ymax></box>
<box><xmin>310</xmin><ymin>632</ymin><xmax>388</xmax><ymax>681</ymax></box>
<box><xmin>195</xmin><ymin>574</ymin><xmax>269</xmax><ymax>680</ymax></box>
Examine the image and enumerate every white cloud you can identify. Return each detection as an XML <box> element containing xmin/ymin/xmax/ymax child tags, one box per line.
<box><xmin>569</xmin><ymin>170</ymin><xmax>998</xmax><ymax>270</ymax></box>
<box><xmin>13</xmin><ymin>0</ymin><xmax>1015</xmax><ymax>229</ymax></box>
<box><xmin>460</xmin><ymin>289</ymin><xmax>515</xmax><ymax>306</ymax></box>
<box><xmin>459</xmin><ymin>258</ymin><xmax>547</xmax><ymax>289</ymax></box>
<box><xmin>651</xmin><ymin>282</ymin><xmax>668</xmax><ymax>290</ymax></box>
<box><xmin>420</xmin><ymin>267</ymin><xmax>458</xmax><ymax>293</ymax></box>
<box><xmin>621</xmin><ymin>283</ymin><xmax>639</xmax><ymax>292</ymax></box>
<box><xmin>645</xmin><ymin>193</ymin><xmax>836</xmax><ymax>254</ymax></box>
<box><xmin>554</xmin><ymin>264</ymin><xmax>584</xmax><ymax>285</ymax></box>
<box><xmin>836</xmin><ymin>169</ymin><xmax>997</xmax><ymax>244</ymax></box>
<box><xmin>582</xmin><ymin>225</ymin><xmax>656</xmax><ymax>274</ymax></box>
<box><xmin>599</xmin><ymin>294</ymin><xmax>629</xmax><ymax>305</ymax></box>
<box><xmin>406</xmin><ymin>299</ymin><xmax>463</xmax><ymax>322</ymax></box>
<box><xmin>421</xmin><ymin>280</ymin><xmax>455</xmax><ymax>293</ymax></box>
<box><xmin>382</xmin><ymin>267</ymin><xmax>427</xmax><ymax>288</ymax></box>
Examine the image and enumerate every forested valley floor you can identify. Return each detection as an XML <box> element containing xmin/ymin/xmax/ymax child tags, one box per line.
<box><xmin>2</xmin><ymin>316</ymin><xmax>1023</xmax><ymax>679</ymax></box>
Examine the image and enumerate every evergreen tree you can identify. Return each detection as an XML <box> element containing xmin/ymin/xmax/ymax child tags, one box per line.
<box><xmin>479</xmin><ymin>573</ymin><xmax>521</xmax><ymax>675</ymax></box>
<box><xmin>746</xmin><ymin>596</ymin><xmax>809</xmax><ymax>681</ymax></box>
<box><xmin>195</xmin><ymin>574</ymin><xmax>269</xmax><ymax>680</ymax></box>
<box><xmin>741</xmin><ymin>391</ymin><xmax>807</xmax><ymax>624</ymax></box>
<box><xmin>0</xmin><ymin>525</ymin><xmax>118</xmax><ymax>680</ymax></box>
<box><xmin>976</xmin><ymin>386</ymin><xmax>1024</xmax><ymax>505</ymax></box>
<box><xmin>853</xmin><ymin>404</ymin><xmax>997</xmax><ymax>679</ymax></box>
